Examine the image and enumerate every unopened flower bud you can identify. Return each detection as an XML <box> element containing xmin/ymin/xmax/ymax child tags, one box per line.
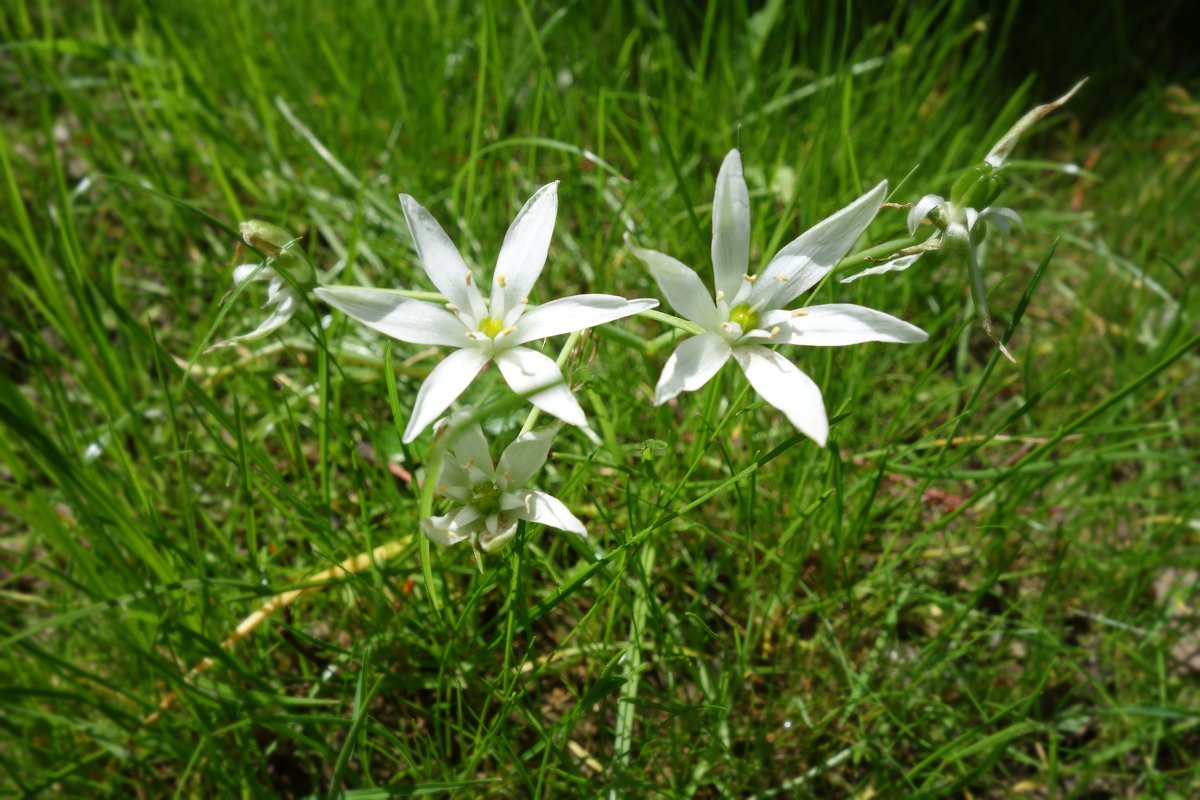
<box><xmin>949</xmin><ymin>163</ymin><xmax>1002</xmax><ymax>211</ymax></box>
<box><xmin>239</xmin><ymin>220</ymin><xmax>316</xmax><ymax>289</ymax></box>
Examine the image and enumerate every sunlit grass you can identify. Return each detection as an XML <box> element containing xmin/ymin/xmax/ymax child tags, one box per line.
<box><xmin>1</xmin><ymin>1</ymin><xmax>1197</xmax><ymax>797</ymax></box>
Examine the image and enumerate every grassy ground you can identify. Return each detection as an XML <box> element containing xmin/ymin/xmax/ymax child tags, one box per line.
<box><xmin>2</xmin><ymin>1</ymin><xmax>1197</xmax><ymax>797</ymax></box>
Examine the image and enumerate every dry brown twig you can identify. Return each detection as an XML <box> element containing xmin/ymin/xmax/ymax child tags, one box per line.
<box><xmin>144</xmin><ymin>536</ymin><xmax>411</xmax><ymax>725</ymax></box>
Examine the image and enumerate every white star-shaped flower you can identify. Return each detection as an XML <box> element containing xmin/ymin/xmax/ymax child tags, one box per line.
<box><xmin>208</xmin><ymin>221</ymin><xmax>316</xmax><ymax>351</ymax></box>
<box><xmin>628</xmin><ymin>149</ymin><xmax>927</xmax><ymax>446</ymax></box>
<box><xmin>423</xmin><ymin>419</ymin><xmax>585</xmax><ymax>554</ymax></box>
<box><xmin>316</xmin><ymin>183</ymin><xmax>658</xmax><ymax>442</ymax></box>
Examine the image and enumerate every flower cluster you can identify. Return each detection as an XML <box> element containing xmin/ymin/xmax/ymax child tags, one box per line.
<box><xmin>207</xmin><ymin>82</ymin><xmax>1081</xmax><ymax>554</ymax></box>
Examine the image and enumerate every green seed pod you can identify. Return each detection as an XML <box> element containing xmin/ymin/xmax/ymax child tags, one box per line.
<box><xmin>949</xmin><ymin>163</ymin><xmax>1002</xmax><ymax>211</ymax></box>
<box><xmin>727</xmin><ymin>303</ymin><xmax>760</xmax><ymax>334</ymax></box>
<box><xmin>239</xmin><ymin>220</ymin><xmax>316</xmax><ymax>289</ymax></box>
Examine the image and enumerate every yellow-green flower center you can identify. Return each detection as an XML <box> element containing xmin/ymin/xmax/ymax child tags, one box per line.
<box><xmin>471</xmin><ymin>481</ymin><xmax>503</xmax><ymax>514</ymax></box>
<box><xmin>728</xmin><ymin>303</ymin><xmax>759</xmax><ymax>333</ymax></box>
<box><xmin>478</xmin><ymin>316</ymin><xmax>504</xmax><ymax>339</ymax></box>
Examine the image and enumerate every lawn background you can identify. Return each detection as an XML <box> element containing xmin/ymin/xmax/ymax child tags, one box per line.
<box><xmin>1</xmin><ymin>1</ymin><xmax>1198</xmax><ymax>797</ymax></box>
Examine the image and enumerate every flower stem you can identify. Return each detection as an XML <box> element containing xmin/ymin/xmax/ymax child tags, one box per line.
<box><xmin>417</xmin><ymin>441</ymin><xmax>445</xmax><ymax>614</ymax></box>
<box><xmin>836</xmin><ymin>234</ymin><xmax>925</xmax><ymax>272</ymax></box>
<box><xmin>638</xmin><ymin>309</ymin><xmax>706</xmax><ymax>335</ymax></box>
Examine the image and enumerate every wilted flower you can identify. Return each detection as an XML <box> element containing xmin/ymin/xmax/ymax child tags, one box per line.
<box><xmin>422</xmin><ymin>418</ymin><xmax>585</xmax><ymax>554</ymax></box>
<box><xmin>842</xmin><ymin>163</ymin><xmax>1025</xmax><ymax>284</ymax></box>
<box><xmin>208</xmin><ymin>221</ymin><xmax>317</xmax><ymax>351</ymax></box>
<box><xmin>628</xmin><ymin>149</ymin><xmax>927</xmax><ymax>446</ymax></box>
<box><xmin>841</xmin><ymin>80</ymin><xmax>1086</xmax><ymax>361</ymax></box>
<box><xmin>317</xmin><ymin>183</ymin><xmax>657</xmax><ymax>442</ymax></box>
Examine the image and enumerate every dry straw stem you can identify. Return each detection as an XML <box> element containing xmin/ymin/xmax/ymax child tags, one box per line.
<box><xmin>144</xmin><ymin>536</ymin><xmax>411</xmax><ymax>725</ymax></box>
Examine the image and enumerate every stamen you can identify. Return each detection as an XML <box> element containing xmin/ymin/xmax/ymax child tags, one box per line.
<box><xmin>742</xmin><ymin>274</ymin><xmax>757</xmax><ymax>283</ymax></box>
<box><xmin>791</xmin><ymin>309</ymin><xmax>808</xmax><ymax>318</ymax></box>
<box><xmin>715</xmin><ymin>290</ymin><xmax>726</xmax><ymax>302</ymax></box>
<box><xmin>465</xmin><ymin>273</ymin><xmax>472</xmax><ymax>285</ymax></box>
<box><xmin>497</xmin><ymin>275</ymin><xmax>507</xmax><ymax>288</ymax></box>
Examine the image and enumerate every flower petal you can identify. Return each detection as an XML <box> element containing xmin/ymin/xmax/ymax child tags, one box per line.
<box><xmin>979</xmin><ymin>206</ymin><xmax>1023</xmax><ymax>237</ymax></box>
<box><xmin>839</xmin><ymin>252</ymin><xmax>925</xmax><ymax>284</ymax></box>
<box><xmin>984</xmin><ymin>79</ymin><xmax>1087</xmax><ymax>168</ymax></box>
<box><xmin>314</xmin><ymin>286</ymin><xmax>469</xmax><ymax>347</ymax></box>
<box><xmin>399</xmin><ymin>193</ymin><xmax>487</xmax><ymax>320</ymax></box>
<box><xmin>232</xmin><ymin>263</ymin><xmax>276</xmax><ymax>286</ymax></box>
<box><xmin>655</xmin><ymin>332</ymin><xmax>731</xmax><ymax>405</ymax></box>
<box><xmin>497</xmin><ymin>426</ymin><xmax>555</xmax><ymax>487</ymax></box>
<box><xmin>449</xmin><ymin>421</ymin><xmax>493</xmax><ymax>473</ymax></box>
<box><xmin>403</xmin><ymin>347</ymin><xmax>490</xmax><ymax>442</ymax></box>
<box><xmin>753</xmin><ymin>180</ymin><xmax>888</xmax><ymax>310</ymax></box>
<box><xmin>499</xmin><ymin>492</ymin><xmax>525</xmax><ymax>511</ymax></box>
<box><xmin>480</xmin><ymin>519</ymin><xmax>519</xmax><ymax>553</ymax></box>
<box><xmin>451</xmin><ymin>505</ymin><xmax>482</xmax><ymax>529</ymax></box>
<box><xmin>944</xmin><ymin>220</ymin><xmax>971</xmax><ymax>251</ymax></box>
<box><xmin>490</xmin><ymin>182</ymin><xmax>558</xmax><ymax>320</ymax></box>
<box><xmin>516</xmin><ymin>489</ymin><xmax>587</xmax><ymax>536</ymax></box>
<box><xmin>512</xmin><ymin>294</ymin><xmax>658</xmax><ymax>344</ymax></box>
<box><xmin>438</xmin><ymin>456</ymin><xmax>470</xmax><ymax>494</ymax></box>
<box><xmin>769</xmin><ymin>304</ymin><xmax>928</xmax><ymax>346</ymax></box>
<box><xmin>421</xmin><ymin>514</ymin><xmax>469</xmax><ymax>547</ymax></box>
<box><xmin>626</xmin><ymin>236</ymin><xmax>721</xmax><ymax>329</ymax></box>
<box><xmin>207</xmin><ymin>288</ymin><xmax>299</xmax><ymax>351</ymax></box>
<box><xmin>732</xmin><ymin>346</ymin><xmax>828</xmax><ymax>446</ymax></box>
<box><xmin>711</xmin><ymin>149</ymin><xmax>751</xmax><ymax>301</ymax></box>
<box><xmin>907</xmin><ymin>194</ymin><xmax>945</xmax><ymax>235</ymax></box>
<box><xmin>495</xmin><ymin>346</ymin><xmax>587</xmax><ymax>427</ymax></box>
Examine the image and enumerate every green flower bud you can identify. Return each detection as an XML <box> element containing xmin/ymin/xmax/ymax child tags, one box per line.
<box><xmin>949</xmin><ymin>163</ymin><xmax>1002</xmax><ymax>211</ymax></box>
<box><xmin>239</xmin><ymin>220</ymin><xmax>316</xmax><ymax>289</ymax></box>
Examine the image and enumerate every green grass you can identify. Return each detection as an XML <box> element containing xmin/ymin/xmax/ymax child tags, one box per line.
<box><xmin>2</xmin><ymin>1</ymin><xmax>1198</xmax><ymax>797</ymax></box>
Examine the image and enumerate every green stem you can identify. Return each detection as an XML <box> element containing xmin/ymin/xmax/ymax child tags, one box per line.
<box><xmin>835</xmin><ymin>234</ymin><xmax>925</xmax><ymax>273</ymax></box>
<box><xmin>502</xmin><ymin>520</ymin><xmax>526</xmax><ymax>673</ymax></box>
<box><xmin>640</xmin><ymin>308</ymin><xmax>706</xmax><ymax>336</ymax></box>
<box><xmin>417</xmin><ymin>442</ymin><xmax>445</xmax><ymax>615</ymax></box>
